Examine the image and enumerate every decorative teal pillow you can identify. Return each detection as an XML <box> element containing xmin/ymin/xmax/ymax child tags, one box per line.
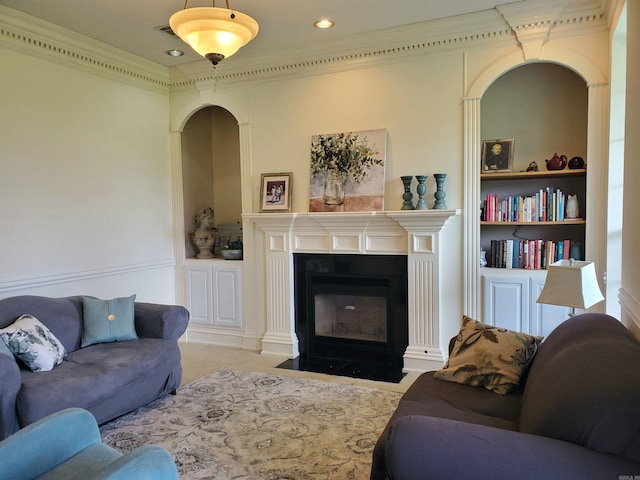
<box><xmin>0</xmin><ymin>314</ymin><xmax>67</xmax><ymax>371</ymax></box>
<box><xmin>81</xmin><ymin>295</ymin><xmax>137</xmax><ymax>347</ymax></box>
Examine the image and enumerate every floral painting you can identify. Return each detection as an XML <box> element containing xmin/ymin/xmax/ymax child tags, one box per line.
<box><xmin>309</xmin><ymin>129</ymin><xmax>387</xmax><ymax>212</ymax></box>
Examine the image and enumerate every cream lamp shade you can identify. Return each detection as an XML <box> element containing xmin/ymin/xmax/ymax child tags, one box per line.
<box><xmin>169</xmin><ymin>4</ymin><xmax>259</xmax><ymax>66</ymax></box>
<box><xmin>536</xmin><ymin>259</ymin><xmax>604</xmax><ymax>316</ymax></box>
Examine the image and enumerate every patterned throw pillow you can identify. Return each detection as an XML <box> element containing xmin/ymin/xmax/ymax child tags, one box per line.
<box><xmin>434</xmin><ymin>316</ymin><xmax>542</xmax><ymax>395</ymax></box>
<box><xmin>0</xmin><ymin>314</ymin><xmax>67</xmax><ymax>372</ymax></box>
<box><xmin>81</xmin><ymin>295</ymin><xmax>137</xmax><ymax>347</ymax></box>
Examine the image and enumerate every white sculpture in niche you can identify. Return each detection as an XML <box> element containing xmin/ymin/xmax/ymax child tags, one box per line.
<box><xmin>190</xmin><ymin>207</ymin><xmax>216</xmax><ymax>259</ymax></box>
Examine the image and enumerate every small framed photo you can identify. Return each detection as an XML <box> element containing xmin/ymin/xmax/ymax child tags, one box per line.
<box><xmin>260</xmin><ymin>172</ymin><xmax>292</xmax><ymax>212</ymax></box>
<box><xmin>482</xmin><ymin>138</ymin><xmax>515</xmax><ymax>173</ymax></box>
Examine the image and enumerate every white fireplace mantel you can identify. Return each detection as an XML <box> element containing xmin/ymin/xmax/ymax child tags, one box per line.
<box><xmin>245</xmin><ymin>209</ymin><xmax>461</xmax><ymax>373</ymax></box>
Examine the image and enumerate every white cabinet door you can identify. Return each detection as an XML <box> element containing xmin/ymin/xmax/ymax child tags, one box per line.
<box><xmin>186</xmin><ymin>260</ymin><xmax>243</xmax><ymax>329</ymax></box>
<box><xmin>186</xmin><ymin>265</ymin><xmax>213</xmax><ymax>325</ymax></box>
<box><xmin>483</xmin><ymin>273</ymin><xmax>530</xmax><ymax>333</ymax></box>
<box><xmin>211</xmin><ymin>265</ymin><xmax>243</xmax><ymax>328</ymax></box>
<box><xmin>530</xmin><ymin>276</ymin><xmax>570</xmax><ymax>338</ymax></box>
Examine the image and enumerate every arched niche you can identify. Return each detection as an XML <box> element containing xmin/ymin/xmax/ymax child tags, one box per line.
<box><xmin>181</xmin><ymin>106</ymin><xmax>242</xmax><ymax>259</ymax></box>
<box><xmin>169</xmin><ymin>95</ymin><xmax>253</xmax><ymax>305</ymax></box>
<box><xmin>463</xmin><ymin>48</ymin><xmax>609</xmax><ymax>318</ymax></box>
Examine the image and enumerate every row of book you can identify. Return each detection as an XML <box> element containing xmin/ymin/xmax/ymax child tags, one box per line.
<box><xmin>488</xmin><ymin>239</ymin><xmax>576</xmax><ymax>270</ymax></box>
<box><xmin>482</xmin><ymin>187</ymin><xmax>568</xmax><ymax>222</ymax></box>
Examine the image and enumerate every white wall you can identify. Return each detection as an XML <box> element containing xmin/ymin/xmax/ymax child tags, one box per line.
<box><xmin>0</xmin><ymin>26</ymin><xmax>176</xmax><ymax>304</ymax></box>
<box><xmin>621</xmin><ymin>0</ymin><xmax>640</xmax><ymax>337</ymax></box>
<box><xmin>170</xmin><ymin>11</ymin><xmax>612</xmax><ymax>349</ymax></box>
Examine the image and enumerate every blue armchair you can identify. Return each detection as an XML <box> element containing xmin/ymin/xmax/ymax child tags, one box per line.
<box><xmin>0</xmin><ymin>408</ymin><xmax>178</xmax><ymax>480</ymax></box>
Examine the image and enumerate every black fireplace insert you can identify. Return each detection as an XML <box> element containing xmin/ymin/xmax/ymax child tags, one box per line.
<box><xmin>280</xmin><ymin>253</ymin><xmax>408</xmax><ymax>382</ymax></box>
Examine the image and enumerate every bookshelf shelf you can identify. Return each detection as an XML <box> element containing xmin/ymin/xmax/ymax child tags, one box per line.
<box><xmin>481</xmin><ymin>169</ymin><xmax>586</xmax><ymax>181</ymax></box>
<box><xmin>480</xmin><ymin>161</ymin><xmax>586</xmax><ymax>270</ymax></box>
<box><xmin>481</xmin><ymin>219</ymin><xmax>585</xmax><ymax>226</ymax></box>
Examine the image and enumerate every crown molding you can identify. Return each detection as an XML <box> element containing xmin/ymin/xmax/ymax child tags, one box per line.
<box><xmin>0</xmin><ymin>5</ymin><xmax>170</xmax><ymax>94</ymax></box>
<box><xmin>170</xmin><ymin>1</ymin><xmax>612</xmax><ymax>92</ymax></box>
<box><xmin>1</xmin><ymin>1</ymin><xmax>614</xmax><ymax>95</ymax></box>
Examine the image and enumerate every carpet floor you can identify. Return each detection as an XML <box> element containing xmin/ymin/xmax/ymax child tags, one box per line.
<box><xmin>100</xmin><ymin>369</ymin><xmax>402</xmax><ymax>479</ymax></box>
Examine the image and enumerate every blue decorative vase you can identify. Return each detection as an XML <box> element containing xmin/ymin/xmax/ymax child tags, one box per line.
<box><xmin>401</xmin><ymin>176</ymin><xmax>415</xmax><ymax>210</ymax></box>
<box><xmin>415</xmin><ymin>175</ymin><xmax>428</xmax><ymax>210</ymax></box>
<box><xmin>433</xmin><ymin>173</ymin><xmax>447</xmax><ymax>209</ymax></box>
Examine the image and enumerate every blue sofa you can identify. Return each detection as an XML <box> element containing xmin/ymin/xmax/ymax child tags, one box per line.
<box><xmin>0</xmin><ymin>407</ymin><xmax>179</xmax><ymax>479</ymax></box>
<box><xmin>371</xmin><ymin>313</ymin><xmax>640</xmax><ymax>479</ymax></box>
<box><xmin>0</xmin><ymin>295</ymin><xmax>189</xmax><ymax>440</ymax></box>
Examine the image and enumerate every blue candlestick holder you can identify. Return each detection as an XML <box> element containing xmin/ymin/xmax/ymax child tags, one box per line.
<box><xmin>401</xmin><ymin>176</ymin><xmax>415</xmax><ymax>210</ymax></box>
<box><xmin>433</xmin><ymin>173</ymin><xmax>447</xmax><ymax>209</ymax></box>
<box><xmin>415</xmin><ymin>175</ymin><xmax>428</xmax><ymax>210</ymax></box>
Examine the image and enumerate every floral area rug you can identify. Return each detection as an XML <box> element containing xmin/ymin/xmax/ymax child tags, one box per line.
<box><xmin>100</xmin><ymin>369</ymin><xmax>402</xmax><ymax>479</ymax></box>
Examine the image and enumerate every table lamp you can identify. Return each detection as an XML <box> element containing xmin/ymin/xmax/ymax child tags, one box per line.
<box><xmin>536</xmin><ymin>259</ymin><xmax>604</xmax><ymax>317</ymax></box>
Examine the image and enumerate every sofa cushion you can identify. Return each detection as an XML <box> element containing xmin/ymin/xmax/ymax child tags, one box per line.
<box><xmin>370</xmin><ymin>371</ymin><xmax>523</xmax><ymax>480</ymax></box>
<box><xmin>0</xmin><ymin>296</ymin><xmax>84</xmax><ymax>353</ymax></box>
<box><xmin>434</xmin><ymin>316</ymin><xmax>541</xmax><ymax>394</ymax></box>
<box><xmin>0</xmin><ymin>337</ymin><xmax>16</xmax><ymax>361</ymax></box>
<box><xmin>520</xmin><ymin>313</ymin><xmax>640</xmax><ymax>463</ymax></box>
<box><xmin>16</xmin><ymin>337</ymin><xmax>181</xmax><ymax>426</ymax></box>
<box><xmin>81</xmin><ymin>295</ymin><xmax>137</xmax><ymax>348</ymax></box>
<box><xmin>0</xmin><ymin>315</ymin><xmax>67</xmax><ymax>372</ymax></box>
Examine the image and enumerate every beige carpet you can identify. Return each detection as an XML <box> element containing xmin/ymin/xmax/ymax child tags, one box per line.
<box><xmin>100</xmin><ymin>369</ymin><xmax>402</xmax><ymax>479</ymax></box>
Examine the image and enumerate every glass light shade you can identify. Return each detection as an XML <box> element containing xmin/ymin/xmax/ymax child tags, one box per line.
<box><xmin>536</xmin><ymin>260</ymin><xmax>604</xmax><ymax>312</ymax></box>
<box><xmin>169</xmin><ymin>7</ymin><xmax>258</xmax><ymax>64</ymax></box>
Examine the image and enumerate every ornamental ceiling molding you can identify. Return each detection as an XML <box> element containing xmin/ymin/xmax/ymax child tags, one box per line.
<box><xmin>0</xmin><ymin>5</ymin><xmax>170</xmax><ymax>93</ymax></box>
<box><xmin>170</xmin><ymin>4</ymin><xmax>611</xmax><ymax>92</ymax></box>
<box><xmin>0</xmin><ymin>3</ymin><xmax>611</xmax><ymax>94</ymax></box>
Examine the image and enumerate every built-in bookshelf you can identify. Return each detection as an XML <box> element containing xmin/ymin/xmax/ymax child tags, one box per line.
<box><xmin>480</xmin><ymin>169</ymin><xmax>586</xmax><ymax>270</ymax></box>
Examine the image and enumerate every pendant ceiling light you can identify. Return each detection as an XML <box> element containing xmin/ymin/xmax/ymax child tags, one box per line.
<box><xmin>170</xmin><ymin>0</ymin><xmax>259</xmax><ymax>66</ymax></box>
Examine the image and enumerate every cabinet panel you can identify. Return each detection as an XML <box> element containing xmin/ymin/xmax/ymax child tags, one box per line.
<box><xmin>483</xmin><ymin>274</ymin><xmax>530</xmax><ymax>333</ymax></box>
<box><xmin>187</xmin><ymin>267</ymin><xmax>213</xmax><ymax>325</ymax></box>
<box><xmin>212</xmin><ymin>267</ymin><xmax>243</xmax><ymax>328</ymax></box>
<box><xmin>186</xmin><ymin>260</ymin><xmax>243</xmax><ymax>330</ymax></box>
<box><xmin>530</xmin><ymin>276</ymin><xmax>570</xmax><ymax>338</ymax></box>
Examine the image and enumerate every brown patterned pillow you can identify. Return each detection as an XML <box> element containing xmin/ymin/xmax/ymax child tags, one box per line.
<box><xmin>434</xmin><ymin>316</ymin><xmax>542</xmax><ymax>395</ymax></box>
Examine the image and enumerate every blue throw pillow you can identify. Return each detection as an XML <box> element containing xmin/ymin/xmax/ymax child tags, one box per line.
<box><xmin>81</xmin><ymin>295</ymin><xmax>137</xmax><ymax>347</ymax></box>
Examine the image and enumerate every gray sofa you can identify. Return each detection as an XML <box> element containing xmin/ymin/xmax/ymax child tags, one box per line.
<box><xmin>0</xmin><ymin>295</ymin><xmax>189</xmax><ymax>440</ymax></box>
<box><xmin>371</xmin><ymin>313</ymin><xmax>640</xmax><ymax>479</ymax></box>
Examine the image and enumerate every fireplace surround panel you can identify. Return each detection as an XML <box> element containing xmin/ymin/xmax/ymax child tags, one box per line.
<box><xmin>246</xmin><ymin>211</ymin><xmax>460</xmax><ymax>373</ymax></box>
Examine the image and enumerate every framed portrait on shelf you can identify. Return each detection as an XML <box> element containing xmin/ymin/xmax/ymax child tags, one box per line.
<box><xmin>259</xmin><ymin>172</ymin><xmax>292</xmax><ymax>212</ymax></box>
<box><xmin>481</xmin><ymin>138</ymin><xmax>515</xmax><ymax>173</ymax></box>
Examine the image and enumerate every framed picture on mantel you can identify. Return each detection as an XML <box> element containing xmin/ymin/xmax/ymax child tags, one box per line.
<box><xmin>482</xmin><ymin>138</ymin><xmax>514</xmax><ymax>173</ymax></box>
<box><xmin>259</xmin><ymin>172</ymin><xmax>292</xmax><ymax>212</ymax></box>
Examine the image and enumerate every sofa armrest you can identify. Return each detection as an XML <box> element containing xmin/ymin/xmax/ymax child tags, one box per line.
<box><xmin>0</xmin><ymin>408</ymin><xmax>101</xmax><ymax>479</ymax></box>
<box><xmin>134</xmin><ymin>303</ymin><xmax>189</xmax><ymax>341</ymax></box>
<box><xmin>386</xmin><ymin>416</ymin><xmax>640</xmax><ymax>480</ymax></box>
<box><xmin>93</xmin><ymin>445</ymin><xmax>179</xmax><ymax>480</ymax></box>
<box><xmin>0</xmin><ymin>353</ymin><xmax>21</xmax><ymax>440</ymax></box>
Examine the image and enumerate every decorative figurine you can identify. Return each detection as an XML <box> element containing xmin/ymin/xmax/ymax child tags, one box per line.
<box><xmin>568</xmin><ymin>156</ymin><xmax>585</xmax><ymax>169</ymax></box>
<box><xmin>526</xmin><ymin>161</ymin><xmax>539</xmax><ymax>172</ymax></box>
<box><xmin>545</xmin><ymin>153</ymin><xmax>567</xmax><ymax>170</ymax></box>
<box><xmin>566</xmin><ymin>195</ymin><xmax>579</xmax><ymax>219</ymax></box>
<box><xmin>190</xmin><ymin>207</ymin><xmax>216</xmax><ymax>259</ymax></box>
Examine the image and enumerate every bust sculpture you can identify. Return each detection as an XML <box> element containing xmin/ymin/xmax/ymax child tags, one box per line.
<box><xmin>190</xmin><ymin>207</ymin><xmax>216</xmax><ymax>259</ymax></box>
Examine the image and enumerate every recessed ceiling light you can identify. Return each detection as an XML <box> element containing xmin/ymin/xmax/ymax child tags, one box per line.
<box><xmin>314</xmin><ymin>19</ymin><xmax>334</xmax><ymax>29</ymax></box>
<box><xmin>165</xmin><ymin>49</ymin><xmax>184</xmax><ymax>57</ymax></box>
